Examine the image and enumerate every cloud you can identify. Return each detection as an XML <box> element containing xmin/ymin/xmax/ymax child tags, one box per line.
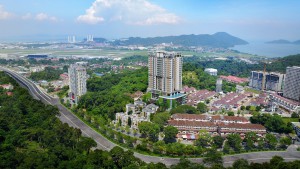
<box><xmin>76</xmin><ymin>0</ymin><xmax>180</xmax><ymax>25</ymax></box>
<box><xmin>0</xmin><ymin>5</ymin><xmax>12</xmax><ymax>20</ymax></box>
<box><xmin>35</xmin><ymin>13</ymin><xmax>58</xmax><ymax>22</ymax></box>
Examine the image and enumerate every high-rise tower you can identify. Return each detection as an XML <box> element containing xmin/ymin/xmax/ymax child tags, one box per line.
<box><xmin>68</xmin><ymin>62</ymin><xmax>87</xmax><ymax>104</ymax></box>
<box><xmin>148</xmin><ymin>51</ymin><xmax>182</xmax><ymax>96</ymax></box>
<box><xmin>216</xmin><ymin>78</ymin><xmax>223</xmax><ymax>93</ymax></box>
<box><xmin>148</xmin><ymin>51</ymin><xmax>185</xmax><ymax>108</ymax></box>
<box><xmin>283</xmin><ymin>66</ymin><xmax>300</xmax><ymax>101</ymax></box>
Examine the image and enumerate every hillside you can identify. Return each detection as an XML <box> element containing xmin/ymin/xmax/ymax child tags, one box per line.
<box><xmin>112</xmin><ymin>32</ymin><xmax>248</xmax><ymax>48</ymax></box>
<box><xmin>266</xmin><ymin>39</ymin><xmax>291</xmax><ymax>44</ymax></box>
<box><xmin>266</xmin><ymin>39</ymin><xmax>300</xmax><ymax>45</ymax></box>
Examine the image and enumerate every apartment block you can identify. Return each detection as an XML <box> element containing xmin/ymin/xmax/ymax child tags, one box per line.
<box><xmin>249</xmin><ymin>71</ymin><xmax>285</xmax><ymax>92</ymax></box>
<box><xmin>148</xmin><ymin>51</ymin><xmax>185</xmax><ymax>107</ymax></box>
<box><xmin>68</xmin><ymin>62</ymin><xmax>87</xmax><ymax>104</ymax></box>
<box><xmin>283</xmin><ymin>66</ymin><xmax>300</xmax><ymax>101</ymax></box>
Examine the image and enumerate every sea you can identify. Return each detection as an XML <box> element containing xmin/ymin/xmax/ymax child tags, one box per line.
<box><xmin>231</xmin><ymin>42</ymin><xmax>300</xmax><ymax>58</ymax></box>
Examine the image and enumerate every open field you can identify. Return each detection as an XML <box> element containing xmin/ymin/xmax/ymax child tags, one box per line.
<box><xmin>0</xmin><ymin>48</ymin><xmax>261</xmax><ymax>59</ymax></box>
<box><xmin>282</xmin><ymin>117</ymin><xmax>299</xmax><ymax>124</ymax></box>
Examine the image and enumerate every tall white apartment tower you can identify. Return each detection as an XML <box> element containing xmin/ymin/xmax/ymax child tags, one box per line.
<box><xmin>216</xmin><ymin>78</ymin><xmax>223</xmax><ymax>93</ymax></box>
<box><xmin>68</xmin><ymin>62</ymin><xmax>87</xmax><ymax>104</ymax></box>
<box><xmin>148</xmin><ymin>51</ymin><xmax>183</xmax><ymax>98</ymax></box>
<box><xmin>283</xmin><ymin>66</ymin><xmax>300</xmax><ymax>101</ymax></box>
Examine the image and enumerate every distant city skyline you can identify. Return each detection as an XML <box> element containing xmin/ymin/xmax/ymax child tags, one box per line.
<box><xmin>0</xmin><ymin>0</ymin><xmax>300</xmax><ymax>42</ymax></box>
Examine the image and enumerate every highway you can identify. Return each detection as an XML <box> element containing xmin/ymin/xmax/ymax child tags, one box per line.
<box><xmin>1</xmin><ymin>66</ymin><xmax>299</xmax><ymax>167</ymax></box>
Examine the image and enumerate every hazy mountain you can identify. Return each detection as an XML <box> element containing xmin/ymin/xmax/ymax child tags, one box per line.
<box><xmin>266</xmin><ymin>39</ymin><xmax>291</xmax><ymax>44</ymax></box>
<box><xmin>266</xmin><ymin>39</ymin><xmax>300</xmax><ymax>45</ymax></box>
<box><xmin>112</xmin><ymin>32</ymin><xmax>248</xmax><ymax>48</ymax></box>
<box><xmin>293</xmin><ymin>40</ymin><xmax>300</xmax><ymax>44</ymax></box>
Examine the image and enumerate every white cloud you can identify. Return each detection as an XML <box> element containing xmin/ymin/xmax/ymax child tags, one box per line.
<box><xmin>76</xmin><ymin>0</ymin><xmax>180</xmax><ymax>25</ymax></box>
<box><xmin>0</xmin><ymin>5</ymin><xmax>12</xmax><ymax>20</ymax></box>
<box><xmin>35</xmin><ymin>13</ymin><xmax>58</xmax><ymax>22</ymax></box>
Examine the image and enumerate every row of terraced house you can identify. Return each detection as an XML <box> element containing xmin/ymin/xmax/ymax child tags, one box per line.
<box><xmin>168</xmin><ymin>114</ymin><xmax>266</xmax><ymax>141</ymax></box>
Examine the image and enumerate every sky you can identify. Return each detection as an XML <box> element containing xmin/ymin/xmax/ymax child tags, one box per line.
<box><xmin>0</xmin><ymin>0</ymin><xmax>299</xmax><ymax>42</ymax></box>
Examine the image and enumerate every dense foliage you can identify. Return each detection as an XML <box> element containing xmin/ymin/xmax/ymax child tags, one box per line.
<box><xmin>0</xmin><ymin>71</ymin><xmax>172</xmax><ymax>169</ymax></box>
<box><xmin>78</xmin><ymin>67</ymin><xmax>148</xmax><ymax>120</ymax></box>
<box><xmin>183</xmin><ymin>54</ymin><xmax>300</xmax><ymax>77</ymax></box>
<box><xmin>30</xmin><ymin>67</ymin><xmax>64</xmax><ymax>81</ymax></box>
<box><xmin>250</xmin><ymin>112</ymin><xmax>293</xmax><ymax>133</ymax></box>
<box><xmin>183</xmin><ymin>68</ymin><xmax>236</xmax><ymax>92</ymax></box>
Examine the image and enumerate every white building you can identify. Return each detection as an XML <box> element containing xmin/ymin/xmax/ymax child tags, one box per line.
<box><xmin>204</xmin><ymin>68</ymin><xmax>218</xmax><ymax>76</ymax></box>
<box><xmin>29</xmin><ymin>66</ymin><xmax>45</xmax><ymax>73</ymax></box>
<box><xmin>114</xmin><ymin>101</ymin><xmax>159</xmax><ymax>129</ymax></box>
<box><xmin>68</xmin><ymin>62</ymin><xmax>87</xmax><ymax>104</ymax></box>
<box><xmin>216</xmin><ymin>78</ymin><xmax>222</xmax><ymax>93</ymax></box>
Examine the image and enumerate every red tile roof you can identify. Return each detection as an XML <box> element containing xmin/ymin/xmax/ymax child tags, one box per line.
<box><xmin>220</xmin><ymin>75</ymin><xmax>249</xmax><ymax>84</ymax></box>
<box><xmin>171</xmin><ymin>114</ymin><xmax>209</xmax><ymax>121</ymax></box>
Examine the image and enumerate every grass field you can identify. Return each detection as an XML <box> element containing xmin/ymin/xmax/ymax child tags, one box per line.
<box><xmin>282</xmin><ymin>117</ymin><xmax>299</xmax><ymax>124</ymax></box>
<box><xmin>0</xmin><ymin>48</ymin><xmax>261</xmax><ymax>59</ymax></box>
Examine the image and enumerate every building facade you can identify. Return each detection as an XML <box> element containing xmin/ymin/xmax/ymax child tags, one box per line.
<box><xmin>216</xmin><ymin>78</ymin><xmax>222</xmax><ymax>93</ymax></box>
<box><xmin>148</xmin><ymin>51</ymin><xmax>185</xmax><ymax>108</ymax></box>
<box><xmin>68</xmin><ymin>62</ymin><xmax>87</xmax><ymax>104</ymax></box>
<box><xmin>148</xmin><ymin>51</ymin><xmax>182</xmax><ymax>96</ymax></box>
<box><xmin>283</xmin><ymin>66</ymin><xmax>300</xmax><ymax>101</ymax></box>
<box><xmin>249</xmin><ymin>71</ymin><xmax>285</xmax><ymax>92</ymax></box>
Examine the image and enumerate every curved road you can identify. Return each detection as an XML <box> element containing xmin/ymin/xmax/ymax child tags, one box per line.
<box><xmin>1</xmin><ymin>66</ymin><xmax>299</xmax><ymax>167</ymax></box>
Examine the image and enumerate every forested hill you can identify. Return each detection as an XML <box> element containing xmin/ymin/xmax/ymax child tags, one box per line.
<box><xmin>112</xmin><ymin>32</ymin><xmax>248</xmax><ymax>48</ymax></box>
<box><xmin>184</xmin><ymin>54</ymin><xmax>300</xmax><ymax>77</ymax></box>
<box><xmin>267</xmin><ymin>54</ymin><xmax>300</xmax><ymax>72</ymax></box>
<box><xmin>266</xmin><ymin>39</ymin><xmax>300</xmax><ymax>44</ymax></box>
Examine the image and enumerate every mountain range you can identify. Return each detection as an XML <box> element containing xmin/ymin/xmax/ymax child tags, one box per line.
<box><xmin>110</xmin><ymin>32</ymin><xmax>248</xmax><ymax>48</ymax></box>
<box><xmin>266</xmin><ymin>39</ymin><xmax>300</xmax><ymax>44</ymax></box>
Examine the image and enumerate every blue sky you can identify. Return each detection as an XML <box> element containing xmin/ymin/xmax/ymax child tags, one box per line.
<box><xmin>0</xmin><ymin>0</ymin><xmax>299</xmax><ymax>41</ymax></box>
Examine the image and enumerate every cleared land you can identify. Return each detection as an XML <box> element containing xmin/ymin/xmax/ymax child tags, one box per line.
<box><xmin>0</xmin><ymin>48</ymin><xmax>260</xmax><ymax>59</ymax></box>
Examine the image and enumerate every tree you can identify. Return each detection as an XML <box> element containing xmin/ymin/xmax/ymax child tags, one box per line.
<box><xmin>232</xmin><ymin>159</ymin><xmax>249</xmax><ymax>169</ymax></box>
<box><xmin>203</xmin><ymin>149</ymin><xmax>223</xmax><ymax>166</ymax></box>
<box><xmin>265</xmin><ymin>133</ymin><xmax>277</xmax><ymax>149</ymax></box>
<box><xmin>241</xmin><ymin>106</ymin><xmax>245</xmax><ymax>110</ymax></box>
<box><xmin>291</xmin><ymin>112</ymin><xmax>299</xmax><ymax>118</ymax></box>
<box><xmin>246</xmin><ymin>106</ymin><xmax>251</xmax><ymax>110</ymax></box>
<box><xmin>153</xmin><ymin>141</ymin><xmax>166</xmax><ymax>154</ymax></box>
<box><xmin>270</xmin><ymin>156</ymin><xmax>284</xmax><ymax>168</ymax></box>
<box><xmin>195</xmin><ymin>130</ymin><xmax>212</xmax><ymax>147</ymax></box>
<box><xmin>223</xmin><ymin>141</ymin><xmax>230</xmax><ymax>154</ymax></box>
<box><xmin>227</xmin><ymin>111</ymin><xmax>234</xmax><ymax>116</ymax></box>
<box><xmin>78</xmin><ymin>137</ymin><xmax>97</xmax><ymax>154</ymax></box>
<box><xmin>152</xmin><ymin>112</ymin><xmax>170</xmax><ymax>131</ymax></box>
<box><xmin>256</xmin><ymin>106</ymin><xmax>261</xmax><ymax>112</ymax></box>
<box><xmin>226</xmin><ymin>133</ymin><xmax>242</xmax><ymax>152</ymax></box>
<box><xmin>244</xmin><ymin>132</ymin><xmax>258</xmax><ymax>150</ymax></box>
<box><xmin>127</xmin><ymin>117</ymin><xmax>132</xmax><ymax>126</ymax></box>
<box><xmin>197</xmin><ymin>102</ymin><xmax>208</xmax><ymax>114</ymax></box>
<box><xmin>138</xmin><ymin>122</ymin><xmax>160</xmax><ymax>142</ymax></box>
<box><xmin>279</xmin><ymin>136</ymin><xmax>292</xmax><ymax>148</ymax></box>
<box><xmin>170</xmin><ymin>105</ymin><xmax>197</xmax><ymax>114</ymax></box>
<box><xmin>213</xmin><ymin>135</ymin><xmax>225</xmax><ymax>149</ymax></box>
<box><xmin>163</xmin><ymin>126</ymin><xmax>178</xmax><ymax>144</ymax></box>
<box><xmin>170</xmin><ymin>158</ymin><xmax>205</xmax><ymax>169</ymax></box>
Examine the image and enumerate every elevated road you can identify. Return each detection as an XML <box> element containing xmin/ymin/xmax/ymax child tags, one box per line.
<box><xmin>1</xmin><ymin>66</ymin><xmax>299</xmax><ymax>167</ymax></box>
